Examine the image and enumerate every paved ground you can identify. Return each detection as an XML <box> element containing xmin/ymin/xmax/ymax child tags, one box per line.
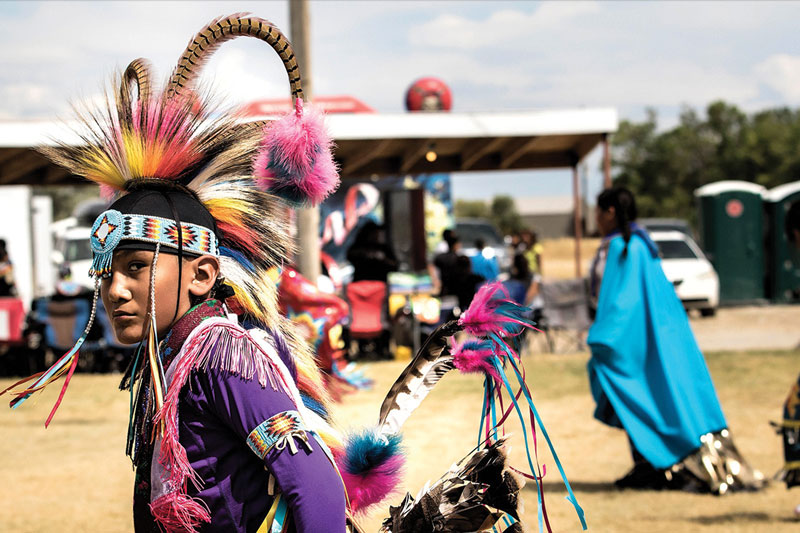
<box><xmin>689</xmin><ymin>304</ymin><xmax>800</xmax><ymax>352</ymax></box>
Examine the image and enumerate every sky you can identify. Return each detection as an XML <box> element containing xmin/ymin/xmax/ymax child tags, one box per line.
<box><xmin>1</xmin><ymin>1</ymin><xmax>799</xmax><ymax>203</ymax></box>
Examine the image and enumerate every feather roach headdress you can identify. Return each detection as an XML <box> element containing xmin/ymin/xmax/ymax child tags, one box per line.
<box><xmin>3</xmin><ymin>13</ymin><xmax>338</xmax><ymax>431</ymax></box>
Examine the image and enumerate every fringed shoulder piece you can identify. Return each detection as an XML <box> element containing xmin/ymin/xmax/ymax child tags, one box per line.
<box><xmin>150</xmin><ymin>316</ymin><xmax>305</xmax><ymax>533</ymax></box>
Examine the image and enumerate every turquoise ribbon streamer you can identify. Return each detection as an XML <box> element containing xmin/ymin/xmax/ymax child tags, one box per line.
<box><xmin>490</xmin><ymin>355</ymin><xmax>545</xmax><ymax>533</ymax></box>
<box><xmin>12</xmin><ymin>332</ymin><xmax>88</xmax><ymax>408</ymax></box>
<box><xmin>478</xmin><ymin>376</ymin><xmax>490</xmax><ymax>446</ymax></box>
<box><xmin>492</xmin><ymin>332</ymin><xmax>587</xmax><ymax>530</ymax></box>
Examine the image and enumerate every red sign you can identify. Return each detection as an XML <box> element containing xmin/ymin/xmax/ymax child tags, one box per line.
<box><xmin>725</xmin><ymin>199</ymin><xmax>744</xmax><ymax>218</ymax></box>
<box><xmin>240</xmin><ymin>95</ymin><xmax>375</xmax><ymax>117</ymax></box>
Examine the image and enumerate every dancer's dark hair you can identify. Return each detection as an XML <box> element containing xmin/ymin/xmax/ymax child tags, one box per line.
<box><xmin>597</xmin><ymin>186</ymin><xmax>638</xmax><ymax>257</ymax></box>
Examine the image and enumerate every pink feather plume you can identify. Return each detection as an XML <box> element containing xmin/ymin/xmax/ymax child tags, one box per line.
<box><xmin>458</xmin><ymin>282</ymin><xmax>532</xmax><ymax>337</ymax></box>
<box><xmin>451</xmin><ymin>339</ymin><xmax>501</xmax><ymax>381</ymax></box>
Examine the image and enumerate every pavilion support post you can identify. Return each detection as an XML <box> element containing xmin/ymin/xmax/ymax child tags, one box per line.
<box><xmin>291</xmin><ymin>0</ymin><xmax>320</xmax><ymax>283</ymax></box>
<box><xmin>603</xmin><ymin>132</ymin><xmax>612</xmax><ymax>189</ymax></box>
<box><xmin>572</xmin><ymin>161</ymin><xmax>583</xmax><ymax>279</ymax></box>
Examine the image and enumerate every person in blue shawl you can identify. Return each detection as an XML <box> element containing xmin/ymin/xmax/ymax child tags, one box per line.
<box><xmin>587</xmin><ymin>186</ymin><xmax>763</xmax><ymax>494</ymax></box>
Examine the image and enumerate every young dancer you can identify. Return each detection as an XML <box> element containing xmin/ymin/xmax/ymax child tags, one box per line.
<box><xmin>5</xmin><ymin>14</ymin><xmax>354</xmax><ymax>532</ymax></box>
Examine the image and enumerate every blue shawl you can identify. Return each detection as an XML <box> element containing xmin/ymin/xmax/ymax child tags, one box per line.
<box><xmin>586</xmin><ymin>229</ymin><xmax>727</xmax><ymax>469</ymax></box>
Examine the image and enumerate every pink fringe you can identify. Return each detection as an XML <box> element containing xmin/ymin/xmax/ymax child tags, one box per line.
<box><xmin>253</xmin><ymin>98</ymin><xmax>339</xmax><ymax>206</ymax></box>
<box><xmin>150</xmin><ymin>321</ymin><xmax>286</xmax><ymax>532</ymax></box>
<box><xmin>150</xmin><ymin>491</ymin><xmax>211</xmax><ymax>533</ymax></box>
<box><xmin>340</xmin><ymin>455</ymin><xmax>405</xmax><ymax>513</ymax></box>
<box><xmin>451</xmin><ymin>340</ymin><xmax>501</xmax><ymax>382</ymax></box>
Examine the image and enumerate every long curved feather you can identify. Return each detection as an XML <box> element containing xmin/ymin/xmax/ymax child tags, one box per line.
<box><xmin>377</xmin><ymin>320</ymin><xmax>462</xmax><ymax>435</ymax></box>
<box><xmin>166</xmin><ymin>13</ymin><xmax>303</xmax><ymax>101</ymax></box>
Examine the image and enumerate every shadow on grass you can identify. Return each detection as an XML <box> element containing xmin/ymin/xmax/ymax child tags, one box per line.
<box><xmin>10</xmin><ymin>417</ymin><xmax>113</xmax><ymax>426</ymax></box>
<box><xmin>685</xmin><ymin>511</ymin><xmax>793</xmax><ymax>525</ymax></box>
<box><xmin>535</xmin><ymin>481</ymin><xmax>616</xmax><ymax>494</ymax></box>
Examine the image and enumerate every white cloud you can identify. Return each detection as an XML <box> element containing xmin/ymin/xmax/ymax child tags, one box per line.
<box><xmin>531</xmin><ymin>60</ymin><xmax>759</xmax><ymax>108</ymax></box>
<box><xmin>0</xmin><ymin>0</ymin><xmax>799</xmax><ymax>123</ymax></box>
<box><xmin>409</xmin><ymin>2</ymin><xmax>601</xmax><ymax>50</ymax></box>
<box><xmin>755</xmin><ymin>54</ymin><xmax>800</xmax><ymax>102</ymax></box>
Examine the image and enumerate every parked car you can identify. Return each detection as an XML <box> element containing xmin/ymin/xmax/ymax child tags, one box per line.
<box><xmin>455</xmin><ymin>218</ymin><xmax>511</xmax><ymax>273</ymax></box>
<box><xmin>640</xmin><ymin>218</ymin><xmax>694</xmax><ymax>238</ymax></box>
<box><xmin>53</xmin><ymin>225</ymin><xmax>93</xmax><ymax>290</ymax></box>
<box><xmin>650</xmin><ymin>230</ymin><xmax>719</xmax><ymax>316</ymax></box>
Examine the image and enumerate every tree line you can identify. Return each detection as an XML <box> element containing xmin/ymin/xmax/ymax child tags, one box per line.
<box><xmin>454</xmin><ymin>195</ymin><xmax>524</xmax><ymax>236</ymax></box>
<box><xmin>613</xmin><ymin>101</ymin><xmax>800</xmax><ymax>223</ymax></box>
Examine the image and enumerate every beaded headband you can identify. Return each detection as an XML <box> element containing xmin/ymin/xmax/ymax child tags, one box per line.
<box><xmin>89</xmin><ymin>209</ymin><xmax>220</xmax><ymax>278</ymax></box>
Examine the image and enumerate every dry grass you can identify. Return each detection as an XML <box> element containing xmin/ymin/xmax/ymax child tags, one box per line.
<box><xmin>1</xmin><ymin>348</ymin><xmax>798</xmax><ymax>532</ymax></box>
<box><xmin>540</xmin><ymin>238</ymin><xmax>601</xmax><ymax>280</ymax></box>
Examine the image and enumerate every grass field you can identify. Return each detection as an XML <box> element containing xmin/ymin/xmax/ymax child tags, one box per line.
<box><xmin>1</xmin><ymin>348</ymin><xmax>798</xmax><ymax>532</ymax></box>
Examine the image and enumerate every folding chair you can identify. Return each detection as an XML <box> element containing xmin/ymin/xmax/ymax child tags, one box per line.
<box><xmin>536</xmin><ymin>278</ymin><xmax>591</xmax><ymax>353</ymax></box>
<box><xmin>346</xmin><ymin>280</ymin><xmax>389</xmax><ymax>359</ymax></box>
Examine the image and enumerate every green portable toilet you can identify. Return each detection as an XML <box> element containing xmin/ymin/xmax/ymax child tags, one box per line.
<box><xmin>764</xmin><ymin>181</ymin><xmax>800</xmax><ymax>303</ymax></box>
<box><xmin>695</xmin><ymin>181</ymin><xmax>766</xmax><ymax>304</ymax></box>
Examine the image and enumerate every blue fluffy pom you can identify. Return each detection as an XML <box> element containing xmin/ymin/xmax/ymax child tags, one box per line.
<box><xmin>344</xmin><ymin>429</ymin><xmax>403</xmax><ymax>475</ymax></box>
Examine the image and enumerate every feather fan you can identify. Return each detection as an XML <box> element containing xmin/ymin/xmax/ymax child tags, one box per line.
<box><xmin>381</xmin><ymin>438</ymin><xmax>524</xmax><ymax>533</ymax></box>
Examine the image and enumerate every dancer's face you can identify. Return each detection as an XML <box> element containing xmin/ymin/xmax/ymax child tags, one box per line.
<box><xmin>100</xmin><ymin>249</ymin><xmax>219</xmax><ymax>344</ymax></box>
<box><xmin>596</xmin><ymin>206</ymin><xmax>617</xmax><ymax>237</ymax></box>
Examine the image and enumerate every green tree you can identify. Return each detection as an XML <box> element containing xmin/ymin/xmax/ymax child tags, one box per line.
<box><xmin>454</xmin><ymin>199</ymin><xmax>489</xmax><ymax>219</ymax></box>
<box><xmin>612</xmin><ymin>101</ymin><xmax>800</xmax><ymax>225</ymax></box>
<box><xmin>490</xmin><ymin>195</ymin><xmax>523</xmax><ymax>236</ymax></box>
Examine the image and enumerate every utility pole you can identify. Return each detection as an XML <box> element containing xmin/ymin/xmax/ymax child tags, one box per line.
<box><xmin>571</xmin><ymin>152</ymin><xmax>583</xmax><ymax>279</ymax></box>
<box><xmin>602</xmin><ymin>132</ymin><xmax>612</xmax><ymax>189</ymax></box>
<box><xmin>290</xmin><ymin>0</ymin><xmax>321</xmax><ymax>283</ymax></box>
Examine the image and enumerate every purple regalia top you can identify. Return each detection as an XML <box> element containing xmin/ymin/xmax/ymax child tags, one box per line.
<box><xmin>133</xmin><ymin>300</ymin><xmax>346</xmax><ymax>532</ymax></box>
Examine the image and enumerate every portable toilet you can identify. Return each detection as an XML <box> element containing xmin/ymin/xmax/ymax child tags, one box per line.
<box><xmin>695</xmin><ymin>181</ymin><xmax>766</xmax><ymax>304</ymax></box>
<box><xmin>764</xmin><ymin>181</ymin><xmax>800</xmax><ymax>303</ymax></box>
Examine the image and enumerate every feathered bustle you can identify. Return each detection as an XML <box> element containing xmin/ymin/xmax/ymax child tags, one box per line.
<box><xmin>253</xmin><ymin>98</ymin><xmax>339</xmax><ymax>206</ymax></box>
<box><xmin>381</xmin><ymin>438</ymin><xmax>523</xmax><ymax>533</ymax></box>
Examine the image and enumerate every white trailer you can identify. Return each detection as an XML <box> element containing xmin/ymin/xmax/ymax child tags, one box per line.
<box><xmin>0</xmin><ymin>185</ymin><xmax>54</xmax><ymax>310</ymax></box>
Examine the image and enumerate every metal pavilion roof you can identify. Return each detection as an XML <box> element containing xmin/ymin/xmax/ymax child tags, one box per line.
<box><xmin>0</xmin><ymin>106</ymin><xmax>617</xmax><ymax>186</ymax></box>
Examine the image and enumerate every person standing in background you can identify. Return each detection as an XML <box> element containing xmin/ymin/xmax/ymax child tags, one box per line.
<box><xmin>346</xmin><ymin>221</ymin><xmax>398</xmax><ymax>283</ymax></box>
<box><xmin>469</xmin><ymin>238</ymin><xmax>500</xmax><ymax>282</ymax></box>
<box><xmin>521</xmin><ymin>230</ymin><xmax>543</xmax><ymax>277</ymax></box>
<box><xmin>433</xmin><ymin>231</ymin><xmax>462</xmax><ymax>298</ymax></box>
<box><xmin>587</xmin><ymin>186</ymin><xmax>763</xmax><ymax>493</ymax></box>
<box><xmin>0</xmin><ymin>239</ymin><xmax>17</xmax><ymax>297</ymax></box>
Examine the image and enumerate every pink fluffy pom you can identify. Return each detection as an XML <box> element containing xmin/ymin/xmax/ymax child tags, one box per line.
<box><xmin>340</xmin><ymin>454</ymin><xmax>405</xmax><ymax>513</ymax></box>
<box><xmin>253</xmin><ymin>98</ymin><xmax>339</xmax><ymax>206</ymax></box>
<box><xmin>336</xmin><ymin>429</ymin><xmax>405</xmax><ymax>513</ymax></box>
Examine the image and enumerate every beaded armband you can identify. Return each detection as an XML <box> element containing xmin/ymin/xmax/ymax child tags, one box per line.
<box><xmin>247</xmin><ymin>410</ymin><xmax>313</xmax><ymax>459</ymax></box>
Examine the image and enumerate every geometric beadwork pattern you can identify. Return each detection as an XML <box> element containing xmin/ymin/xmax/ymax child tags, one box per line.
<box><xmin>246</xmin><ymin>410</ymin><xmax>309</xmax><ymax>460</ymax></box>
<box><xmin>89</xmin><ymin>209</ymin><xmax>219</xmax><ymax>278</ymax></box>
